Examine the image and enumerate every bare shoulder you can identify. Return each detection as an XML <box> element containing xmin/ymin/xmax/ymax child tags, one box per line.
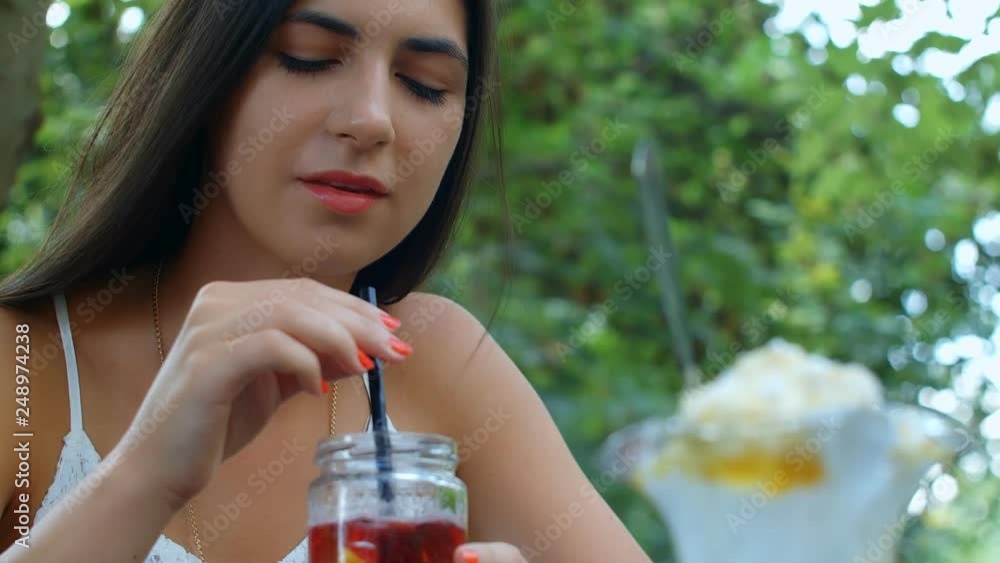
<box><xmin>0</xmin><ymin>305</ymin><xmax>23</xmax><ymax>513</ymax></box>
<box><xmin>386</xmin><ymin>291</ymin><xmax>498</xmax><ymax>383</ymax></box>
<box><xmin>0</xmin><ymin>304</ymin><xmax>42</xmax><ymax>536</ymax></box>
<box><xmin>0</xmin><ymin>300</ymin><xmax>70</xmax><ymax>543</ymax></box>
<box><xmin>387</xmin><ymin>291</ymin><xmax>487</xmax><ymax>350</ymax></box>
<box><xmin>382</xmin><ymin>293</ymin><xmax>650</xmax><ymax>560</ymax></box>
<box><xmin>0</xmin><ymin>304</ymin><xmax>39</xmax><ymax>474</ymax></box>
<box><xmin>382</xmin><ymin>291</ymin><xmax>540</xmax><ymax>437</ymax></box>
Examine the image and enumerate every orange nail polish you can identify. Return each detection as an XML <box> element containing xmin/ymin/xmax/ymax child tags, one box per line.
<box><xmin>380</xmin><ymin>312</ymin><xmax>402</xmax><ymax>330</ymax></box>
<box><xmin>389</xmin><ymin>336</ymin><xmax>412</xmax><ymax>356</ymax></box>
<box><xmin>321</xmin><ymin>380</ymin><xmax>330</xmax><ymax>394</ymax></box>
<box><xmin>460</xmin><ymin>548</ymin><xmax>479</xmax><ymax>563</ymax></box>
<box><xmin>357</xmin><ymin>348</ymin><xmax>376</xmax><ymax>371</ymax></box>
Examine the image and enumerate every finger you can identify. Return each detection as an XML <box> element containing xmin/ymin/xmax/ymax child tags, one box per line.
<box><xmin>280</xmin><ymin>277</ymin><xmax>391</xmax><ymax>324</ymax></box>
<box><xmin>455</xmin><ymin>543</ymin><xmax>527</xmax><ymax>563</ymax></box>
<box><xmin>209</xmin><ymin>328</ymin><xmax>324</xmax><ymax>399</ymax></box>
<box><xmin>285</xmin><ymin>292</ymin><xmax>408</xmax><ymax>362</ymax></box>
<box><xmin>220</xmin><ymin>302</ymin><xmax>366</xmax><ymax>376</ymax></box>
<box><xmin>274</xmin><ymin>369</ymin><xmax>318</xmax><ymax>401</ymax></box>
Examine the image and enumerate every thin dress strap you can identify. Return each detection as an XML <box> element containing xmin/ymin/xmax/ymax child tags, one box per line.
<box><xmin>362</xmin><ymin>372</ymin><xmax>397</xmax><ymax>432</ymax></box>
<box><xmin>53</xmin><ymin>291</ymin><xmax>85</xmax><ymax>433</ymax></box>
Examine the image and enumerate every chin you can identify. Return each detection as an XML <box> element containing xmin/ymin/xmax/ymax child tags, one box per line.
<box><xmin>265</xmin><ymin>233</ymin><xmax>379</xmax><ymax>280</ymax></box>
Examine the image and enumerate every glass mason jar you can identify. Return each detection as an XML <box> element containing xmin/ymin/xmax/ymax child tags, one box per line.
<box><xmin>308</xmin><ymin>432</ymin><xmax>468</xmax><ymax>563</ymax></box>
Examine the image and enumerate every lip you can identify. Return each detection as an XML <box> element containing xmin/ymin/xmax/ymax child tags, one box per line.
<box><xmin>298</xmin><ymin>170</ymin><xmax>389</xmax><ymax>196</ymax></box>
<box><xmin>298</xmin><ymin>170</ymin><xmax>388</xmax><ymax>216</ymax></box>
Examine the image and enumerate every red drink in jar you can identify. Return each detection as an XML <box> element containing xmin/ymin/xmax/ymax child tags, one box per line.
<box><xmin>309</xmin><ymin>518</ymin><xmax>466</xmax><ymax>563</ymax></box>
<box><xmin>309</xmin><ymin>433</ymin><xmax>469</xmax><ymax>563</ymax></box>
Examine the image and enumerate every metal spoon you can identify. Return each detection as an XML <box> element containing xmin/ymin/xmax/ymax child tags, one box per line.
<box><xmin>631</xmin><ymin>137</ymin><xmax>702</xmax><ymax>389</ymax></box>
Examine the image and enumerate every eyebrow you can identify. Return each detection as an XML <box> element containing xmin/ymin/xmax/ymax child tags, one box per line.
<box><xmin>400</xmin><ymin>37</ymin><xmax>468</xmax><ymax>69</ymax></box>
<box><xmin>283</xmin><ymin>10</ymin><xmax>360</xmax><ymax>38</ymax></box>
<box><xmin>282</xmin><ymin>9</ymin><xmax>469</xmax><ymax>69</ymax></box>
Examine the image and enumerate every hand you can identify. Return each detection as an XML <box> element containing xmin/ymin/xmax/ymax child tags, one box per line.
<box><xmin>455</xmin><ymin>543</ymin><xmax>528</xmax><ymax>563</ymax></box>
<box><xmin>112</xmin><ymin>277</ymin><xmax>408</xmax><ymax>510</ymax></box>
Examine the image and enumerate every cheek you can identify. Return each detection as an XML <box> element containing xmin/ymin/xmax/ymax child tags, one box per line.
<box><xmin>210</xmin><ymin>82</ymin><xmax>306</xmax><ymax>203</ymax></box>
<box><xmin>395</xmin><ymin>120</ymin><xmax>462</xmax><ymax>202</ymax></box>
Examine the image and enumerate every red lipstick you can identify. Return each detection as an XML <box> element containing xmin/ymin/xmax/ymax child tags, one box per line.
<box><xmin>299</xmin><ymin>170</ymin><xmax>388</xmax><ymax>215</ymax></box>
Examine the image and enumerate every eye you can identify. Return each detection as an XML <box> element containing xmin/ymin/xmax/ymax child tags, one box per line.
<box><xmin>277</xmin><ymin>52</ymin><xmax>340</xmax><ymax>75</ymax></box>
<box><xmin>397</xmin><ymin>75</ymin><xmax>447</xmax><ymax>106</ymax></box>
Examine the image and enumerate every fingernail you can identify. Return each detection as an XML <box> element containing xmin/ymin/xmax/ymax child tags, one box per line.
<box><xmin>389</xmin><ymin>336</ymin><xmax>413</xmax><ymax>357</ymax></box>
<box><xmin>459</xmin><ymin>548</ymin><xmax>478</xmax><ymax>563</ymax></box>
<box><xmin>321</xmin><ymin>380</ymin><xmax>330</xmax><ymax>394</ymax></box>
<box><xmin>357</xmin><ymin>347</ymin><xmax>376</xmax><ymax>371</ymax></box>
<box><xmin>380</xmin><ymin>312</ymin><xmax>402</xmax><ymax>330</ymax></box>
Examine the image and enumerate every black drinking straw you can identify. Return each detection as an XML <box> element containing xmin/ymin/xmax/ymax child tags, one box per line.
<box><xmin>359</xmin><ymin>285</ymin><xmax>394</xmax><ymax>504</ymax></box>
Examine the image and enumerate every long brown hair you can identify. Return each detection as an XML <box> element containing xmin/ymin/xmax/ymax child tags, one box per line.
<box><xmin>0</xmin><ymin>0</ymin><xmax>511</xmax><ymax>315</ymax></box>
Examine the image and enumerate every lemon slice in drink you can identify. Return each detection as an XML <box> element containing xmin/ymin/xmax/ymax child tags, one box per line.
<box><xmin>343</xmin><ymin>548</ymin><xmax>368</xmax><ymax>563</ymax></box>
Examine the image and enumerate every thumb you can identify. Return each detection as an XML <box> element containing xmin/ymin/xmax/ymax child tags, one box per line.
<box><xmin>455</xmin><ymin>542</ymin><xmax>527</xmax><ymax>563</ymax></box>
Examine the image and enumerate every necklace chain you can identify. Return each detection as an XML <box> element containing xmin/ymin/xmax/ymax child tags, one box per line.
<box><xmin>152</xmin><ymin>258</ymin><xmax>337</xmax><ymax>562</ymax></box>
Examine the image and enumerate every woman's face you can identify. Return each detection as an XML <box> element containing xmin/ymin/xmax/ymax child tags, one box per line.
<box><xmin>207</xmin><ymin>0</ymin><xmax>468</xmax><ymax>275</ymax></box>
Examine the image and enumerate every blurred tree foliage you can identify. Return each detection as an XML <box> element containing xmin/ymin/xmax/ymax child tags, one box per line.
<box><xmin>3</xmin><ymin>0</ymin><xmax>999</xmax><ymax>561</ymax></box>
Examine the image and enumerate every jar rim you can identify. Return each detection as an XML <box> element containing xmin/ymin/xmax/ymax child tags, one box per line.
<box><xmin>315</xmin><ymin>431</ymin><xmax>458</xmax><ymax>463</ymax></box>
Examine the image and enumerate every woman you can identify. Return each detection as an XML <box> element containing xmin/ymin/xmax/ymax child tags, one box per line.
<box><xmin>0</xmin><ymin>1</ymin><xmax>651</xmax><ymax>562</ymax></box>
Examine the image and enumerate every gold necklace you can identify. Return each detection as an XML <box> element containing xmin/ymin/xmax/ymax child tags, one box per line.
<box><xmin>152</xmin><ymin>258</ymin><xmax>338</xmax><ymax>562</ymax></box>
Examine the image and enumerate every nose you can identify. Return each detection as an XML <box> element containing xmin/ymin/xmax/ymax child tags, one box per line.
<box><xmin>326</xmin><ymin>62</ymin><xmax>396</xmax><ymax>151</ymax></box>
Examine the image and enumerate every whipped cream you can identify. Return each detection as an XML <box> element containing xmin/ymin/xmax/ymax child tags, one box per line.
<box><xmin>634</xmin><ymin>339</ymin><xmax>958</xmax><ymax>492</ymax></box>
<box><xmin>679</xmin><ymin>339</ymin><xmax>883</xmax><ymax>430</ymax></box>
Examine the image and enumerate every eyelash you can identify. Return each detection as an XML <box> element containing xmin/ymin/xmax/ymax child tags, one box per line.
<box><xmin>276</xmin><ymin>53</ymin><xmax>448</xmax><ymax>106</ymax></box>
<box><xmin>277</xmin><ymin>53</ymin><xmax>337</xmax><ymax>74</ymax></box>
